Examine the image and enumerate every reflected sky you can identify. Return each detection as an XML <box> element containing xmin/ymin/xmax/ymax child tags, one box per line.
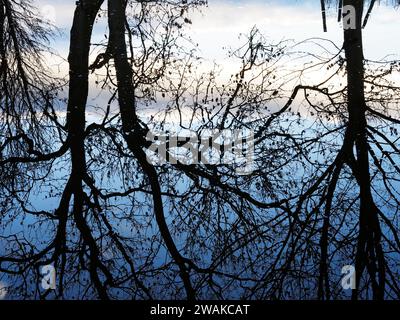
<box><xmin>35</xmin><ymin>1</ymin><xmax>400</xmax><ymax>62</ymax></box>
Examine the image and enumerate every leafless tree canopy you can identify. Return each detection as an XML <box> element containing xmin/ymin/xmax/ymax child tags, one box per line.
<box><xmin>1</xmin><ymin>0</ymin><xmax>400</xmax><ymax>300</ymax></box>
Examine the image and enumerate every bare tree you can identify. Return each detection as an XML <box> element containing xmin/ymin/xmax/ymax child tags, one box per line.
<box><xmin>2</xmin><ymin>0</ymin><xmax>400</xmax><ymax>301</ymax></box>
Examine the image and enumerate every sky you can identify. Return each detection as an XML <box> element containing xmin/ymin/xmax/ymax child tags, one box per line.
<box><xmin>1</xmin><ymin>0</ymin><xmax>397</xmax><ymax>300</ymax></box>
<box><xmin>36</xmin><ymin>0</ymin><xmax>400</xmax><ymax>63</ymax></box>
<box><xmin>33</xmin><ymin>0</ymin><xmax>400</xmax><ymax>118</ymax></box>
<box><xmin>24</xmin><ymin>0</ymin><xmax>400</xmax><ymax>168</ymax></box>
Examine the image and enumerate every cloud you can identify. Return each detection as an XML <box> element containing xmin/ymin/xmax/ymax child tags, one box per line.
<box><xmin>36</xmin><ymin>1</ymin><xmax>400</xmax><ymax>73</ymax></box>
<box><xmin>0</xmin><ymin>282</ymin><xmax>8</xmax><ymax>300</ymax></box>
<box><xmin>34</xmin><ymin>0</ymin><xmax>76</xmax><ymax>29</ymax></box>
<box><xmin>187</xmin><ymin>1</ymin><xmax>400</xmax><ymax>62</ymax></box>
<box><xmin>31</xmin><ymin>0</ymin><xmax>400</xmax><ymax>106</ymax></box>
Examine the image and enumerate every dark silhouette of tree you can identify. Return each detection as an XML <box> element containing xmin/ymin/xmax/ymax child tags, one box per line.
<box><xmin>314</xmin><ymin>0</ymin><xmax>400</xmax><ymax>300</ymax></box>
<box><xmin>1</xmin><ymin>0</ymin><xmax>400</xmax><ymax>301</ymax></box>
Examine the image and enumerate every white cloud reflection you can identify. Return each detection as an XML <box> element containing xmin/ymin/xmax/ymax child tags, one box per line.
<box><xmin>0</xmin><ymin>281</ymin><xmax>8</xmax><ymax>300</ymax></box>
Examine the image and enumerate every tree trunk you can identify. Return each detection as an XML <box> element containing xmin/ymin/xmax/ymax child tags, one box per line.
<box><xmin>342</xmin><ymin>0</ymin><xmax>385</xmax><ymax>300</ymax></box>
<box><xmin>67</xmin><ymin>0</ymin><xmax>109</xmax><ymax>299</ymax></box>
<box><xmin>107</xmin><ymin>0</ymin><xmax>196</xmax><ymax>300</ymax></box>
